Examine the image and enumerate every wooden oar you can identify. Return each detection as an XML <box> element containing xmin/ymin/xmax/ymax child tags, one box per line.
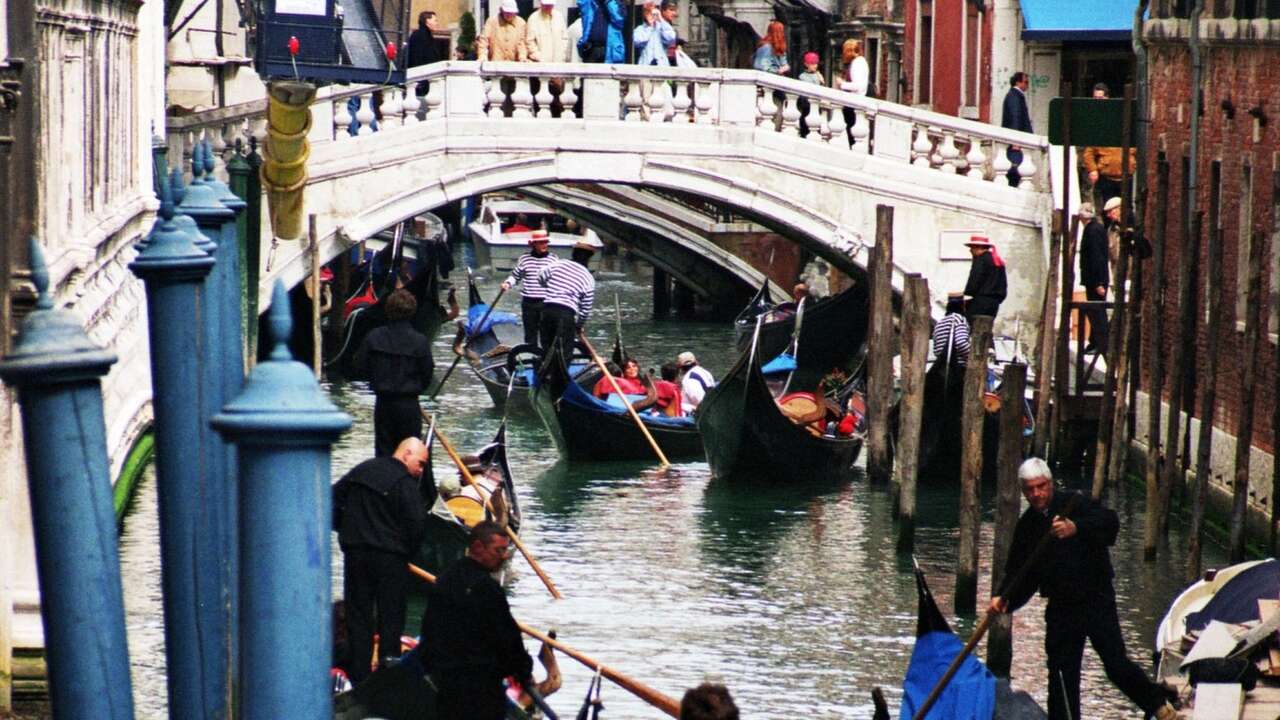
<box><xmin>577</xmin><ymin>332</ymin><xmax>670</xmax><ymax>469</ymax></box>
<box><xmin>407</xmin><ymin>563</ymin><xmax>681</xmax><ymax>719</ymax></box>
<box><xmin>420</xmin><ymin>408</ymin><xmax>563</xmax><ymax>599</ymax></box>
<box><xmin>911</xmin><ymin>494</ymin><xmax>1082</xmax><ymax>720</ymax></box>
<box><xmin>431</xmin><ymin>283</ymin><xmax>507</xmax><ymax>399</ymax></box>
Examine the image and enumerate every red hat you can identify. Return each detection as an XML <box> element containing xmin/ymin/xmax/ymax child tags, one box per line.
<box><xmin>964</xmin><ymin>235</ymin><xmax>994</xmax><ymax>248</ymax></box>
<box><xmin>528</xmin><ymin>230</ymin><xmax>550</xmax><ymax>245</ymax></box>
<box><xmin>803</xmin><ymin>52</ymin><xmax>819</xmax><ymax>65</ymax></box>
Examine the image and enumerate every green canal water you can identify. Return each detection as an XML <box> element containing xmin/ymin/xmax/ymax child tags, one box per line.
<box><xmin>118</xmin><ymin>250</ymin><xmax>1229</xmax><ymax>719</ymax></box>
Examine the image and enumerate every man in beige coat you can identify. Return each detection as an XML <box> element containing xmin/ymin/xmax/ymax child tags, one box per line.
<box><xmin>525</xmin><ymin>0</ymin><xmax>569</xmax><ymax>62</ymax></box>
<box><xmin>476</xmin><ymin>0</ymin><xmax>528</xmax><ymax>62</ymax></box>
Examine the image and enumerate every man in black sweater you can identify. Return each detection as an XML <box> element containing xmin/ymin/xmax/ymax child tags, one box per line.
<box><xmin>989</xmin><ymin>458</ymin><xmax>1176</xmax><ymax>720</ymax></box>
<box><xmin>333</xmin><ymin>437</ymin><xmax>432</xmax><ymax>684</ymax></box>
<box><xmin>1079</xmin><ymin>201</ymin><xmax>1110</xmax><ymax>353</ymax></box>
<box><xmin>354</xmin><ymin>289</ymin><xmax>434</xmax><ymax>457</ymax></box>
<box><xmin>962</xmin><ymin>235</ymin><xmax>1007</xmax><ymax>322</ymax></box>
<box><xmin>422</xmin><ymin>521</ymin><xmax>533</xmax><ymax>719</ymax></box>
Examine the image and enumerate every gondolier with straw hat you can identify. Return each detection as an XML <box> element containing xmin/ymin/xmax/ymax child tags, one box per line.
<box><xmin>502</xmin><ymin>229</ymin><xmax>558</xmax><ymax>347</ymax></box>
<box><xmin>536</xmin><ymin>239</ymin><xmax>596</xmax><ymax>358</ymax></box>
<box><xmin>961</xmin><ymin>235</ymin><xmax>1007</xmax><ymax>323</ymax></box>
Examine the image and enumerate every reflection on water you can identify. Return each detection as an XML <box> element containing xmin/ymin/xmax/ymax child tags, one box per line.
<box><xmin>117</xmin><ymin>250</ymin><xmax>1229</xmax><ymax>719</ymax></box>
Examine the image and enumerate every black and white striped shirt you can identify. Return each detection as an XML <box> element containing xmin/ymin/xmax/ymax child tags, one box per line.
<box><xmin>537</xmin><ymin>260</ymin><xmax>595</xmax><ymax>321</ymax></box>
<box><xmin>931</xmin><ymin>313</ymin><xmax>971</xmax><ymax>365</ymax></box>
<box><xmin>504</xmin><ymin>251</ymin><xmax>559</xmax><ymax>301</ymax></box>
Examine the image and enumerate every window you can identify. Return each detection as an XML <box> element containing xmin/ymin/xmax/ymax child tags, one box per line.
<box><xmin>918</xmin><ymin>0</ymin><xmax>932</xmax><ymax>104</ymax></box>
<box><xmin>1237</xmin><ymin>164</ymin><xmax>1253</xmax><ymax>323</ymax></box>
<box><xmin>964</xmin><ymin>3</ymin><xmax>979</xmax><ymax>108</ymax></box>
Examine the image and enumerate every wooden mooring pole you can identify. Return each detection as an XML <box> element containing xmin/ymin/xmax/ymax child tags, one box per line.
<box><xmin>1102</xmin><ymin>85</ymin><xmax>1138</xmax><ymax>492</ymax></box>
<box><xmin>896</xmin><ymin>274</ymin><xmax>929</xmax><ymax>552</ymax></box>
<box><xmin>1142</xmin><ymin>157</ymin><xmax>1170</xmax><ymax>561</ymax></box>
<box><xmin>955</xmin><ymin>315</ymin><xmax>993</xmax><ymax>614</ymax></box>
<box><xmin>867</xmin><ymin>204</ymin><xmax>896</xmax><ymax>486</ymax></box>
<box><xmin>1187</xmin><ymin>222</ymin><xmax>1222</xmax><ymax>581</ymax></box>
<box><xmin>309</xmin><ymin>214</ymin><xmax>322</xmax><ymax>378</ymax></box>
<box><xmin>987</xmin><ymin>361</ymin><xmax>1027</xmax><ymax>677</ymax></box>
<box><xmin>1032</xmin><ymin>214</ymin><xmax>1062</xmax><ymax>460</ymax></box>
<box><xmin>1227</xmin><ymin>231</ymin><xmax>1265</xmax><ymax>562</ymax></box>
<box><xmin>1050</xmin><ymin>218</ymin><xmax>1079</xmax><ymax>467</ymax></box>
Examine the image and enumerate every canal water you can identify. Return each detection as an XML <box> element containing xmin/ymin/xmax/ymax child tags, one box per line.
<box><xmin>118</xmin><ymin>249</ymin><xmax>1229</xmax><ymax>719</ymax></box>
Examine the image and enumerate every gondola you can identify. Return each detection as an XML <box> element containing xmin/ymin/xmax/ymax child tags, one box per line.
<box><xmin>325</xmin><ymin>219</ymin><xmax>456</xmax><ymax>380</ymax></box>
<box><xmin>531</xmin><ymin>339</ymin><xmax>704</xmax><ymax>462</ymax></box>
<box><xmin>732</xmin><ymin>280</ymin><xmax>870</xmax><ymax>385</ymax></box>
<box><xmin>697</xmin><ymin>323</ymin><xmax>864</xmax><ymax>482</ymax></box>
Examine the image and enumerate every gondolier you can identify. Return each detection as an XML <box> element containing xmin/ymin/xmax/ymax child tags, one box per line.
<box><xmin>353</xmin><ymin>289</ymin><xmax>435</xmax><ymax>457</ymax></box>
<box><xmin>962</xmin><ymin>236</ymin><xmax>1007</xmax><ymax>321</ymax></box>
<box><xmin>536</xmin><ymin>240</ymin><xmax>596</xmax><ymax>358</ymax></box>
<box><xmin>931</xmin><ymin>293</ymin><xmax>970</xmax><ymax>366</ymax></box>
<box><xmin>501</xmin><ymin>229</ymin><xmax>559</xmax><ymax>347</ymax></box>
<box><xmin>989</xmin><ymin>458</ymin><xmax>1177</xmax><ymax>720</ymax></box>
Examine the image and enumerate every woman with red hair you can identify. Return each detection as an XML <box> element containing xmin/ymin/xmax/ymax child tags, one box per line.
<box><xmin>752</xmin><ymin>20</ymin><xmax>790</xmax><ymax>76</ymax></box>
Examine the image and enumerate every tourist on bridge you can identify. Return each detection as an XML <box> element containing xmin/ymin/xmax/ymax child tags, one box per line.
<box><xmin>838</xmin><ymin>39</ymin><xmax>870</xmax><ymax>145</ymax></box>
<box><xmin>525</xmin><ymin>0</ymin><xmax>570</xmax><ymax>63</ymax></box>
<box><xmin>1078</xmin><ymin>201</ymin><xmax>1110</xmax><ymax>354</ymax></box>
<box><xmin>753</xmin><ymin>20</ymin><xmax>790</xmax><ymax>76</ymax></box>
<box><xmin>931</xmin><ymin>292</ymin><xmax>970</xmax><ymax>366</ymax></box>
<box><xmin>676</xmin><ymin>351</ymin><xmax>716</xmax><ymax>413</ymax></box>
<box><xmin>1001</xmin><ymin>71</ymin><xmax>1033</xmax><ymax>186</ymax></box>
<box><xmin>406</xmin><ymin>11</ymin><xmax>442</xmax><ymax>98</ymax></box>
<box><xmin>477</xmin><ymin>0</ymin><xmax>528</xmax><ymax>62</ymax></box>
<box><xmin>353</xmin><ymin>289</ymin><xmax>435</xmax><ymax>457</ymax></box>
<box><xmin>332</xmin><ymin>436</ymin><xmax>431</xmax><ymax>685</ymax></box>
<box><xmin>961</xmin><ymin>235</ymin><xmax>1007</xmax><ymax>322</ymax></box>
<box><xmin>576</xmin><ymin>0</ymin><xmax>626</xmax><ymax>63</ymax></box>
<box><xmin>634</xmin><ymin>0</ymin><xmax>675</xmax><ymax>66</ymax></box>
<box><xmin>536</xmin><ymin>240</ymin><xmax>596</xmax><ymax>358</ymax></box>
<box><xmin>421</xmin><ymin>521</ymin><xmax>534</xmax><ymax>719</ymax></box>
<box><xmin>989</xmin><ymin>458</ymin><xmax>1178</xmax><ymax>720</ymax></box>
<box><xmin>502</xmin><ymin>229</ymin><xmax>559</xmax><ymax>347</ymax></box>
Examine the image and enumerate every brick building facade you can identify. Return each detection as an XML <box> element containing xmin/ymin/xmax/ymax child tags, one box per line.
<box><xmin>1140</xmin><ymin>6</ymin><xmax>1280</xmax><ymax>518</ymax></box>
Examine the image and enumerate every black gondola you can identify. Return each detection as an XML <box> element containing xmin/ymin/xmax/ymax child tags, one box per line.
<box><xmin>733</xmin><ymin>281</ymin><xmax>870</xmax><ymax>387</ymax></box>
<box><xmin>697</xmin><ymin>326</ymin><xmax>864</xmax><ymax>482</ymax></box>
<box><xmin>531</xmin><ymin>340</ymin><xmax>704</xmax><ymax>462</ymax></box>
<box><xmin>326</xmin><ymin>220</ymin><xmax>455</xmax><ymax>380</ymax></box>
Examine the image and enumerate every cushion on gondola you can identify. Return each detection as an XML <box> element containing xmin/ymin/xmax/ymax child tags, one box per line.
<box><xmin>562</xmin><ymin>381</ymin><xmax>696</xmax><ymax>427</ymax></box>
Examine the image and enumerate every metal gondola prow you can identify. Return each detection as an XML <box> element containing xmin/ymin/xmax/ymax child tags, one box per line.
<box><xmin>779</xmin><ymin>296</ymin><xmax>806</xmax><ymax>397</ymax></box>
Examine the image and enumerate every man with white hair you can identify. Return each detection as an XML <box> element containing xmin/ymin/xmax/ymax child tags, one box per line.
<box><xmin>525</xmin><ymin>0</ymin><xmax>569</xmax><ymax>62</ymax></box>
<box><xmin>1079</xmin><ymin>201</ymin><xmax>1109</xmax><ymax>353</ymax></box>
<box><xmin>989</xmin><ymin>458</ymin><xmax>1177</xmax><ymax>720</ymax></box>
<box><xmin>477</xmin><ymin>0</ymin><xmax>528</xmax><ymax>61</ymax></box>
<box><xmin>677</xmin><ymin>351</ymin><xmax>715</xmax><ymax>413</ymax></box>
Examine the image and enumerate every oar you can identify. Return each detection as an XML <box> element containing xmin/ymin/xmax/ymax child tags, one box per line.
<box><xmin>419</xmin><ymin>408</ymin><xmax>563</xmax><ymax>599</ymax></box>
<box><xmin>431</xmin><ymin>284</ymin><xmax>507</xmax><ymax>399</ymax></box>
<box><xmin>911</xmin><ymin>494</ymin><xmax>1082</xmax><ymax>720</ymax></box>
<box><xmin>577</xmin><ymin>332</ymin><xmax>670</xmax><ymax>469</ymax></box>
<box><xmin>406</xmin><ymin>563</ymin><xmax>681</xmax><ymax>719</ymax></box>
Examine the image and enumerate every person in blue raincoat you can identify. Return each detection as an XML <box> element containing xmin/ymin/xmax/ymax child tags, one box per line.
<box><xmin>576</xmin><ymin>0</ymin><xmax>625</xmax><ymax>63</ymax></box>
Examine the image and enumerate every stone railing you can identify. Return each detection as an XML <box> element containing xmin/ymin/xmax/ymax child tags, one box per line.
<box><xmin>166</xmin><ymin>61</ymin><xmax>1052</xmax><ymax>194</ymax></box>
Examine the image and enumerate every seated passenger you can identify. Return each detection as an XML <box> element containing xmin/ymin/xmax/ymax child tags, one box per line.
<box><xmin>651</xmin><ymin>362</ymin><xmax>684</xmax><ymax>417</ymax></box>
<box><xmin>768</xmin><ymin>282</ymin><xmax>809</xmax><ymax>321</ymax></box>
<box><xmin>593</xmin><ymin>358</ymin><xmax>647</xmax><ymax>399</ymax></box>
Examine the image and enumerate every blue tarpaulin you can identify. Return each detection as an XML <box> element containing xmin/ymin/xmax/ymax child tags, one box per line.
<box><xmin>1021</xmin><ymin>0</ymin><xmax>1136</xmax><ymax>41</ymax></box>
<box><xmin>465</xmin><ymin>304</ymin><xmax>519</xmax><ymax>336</ymax></box>
<box><xmin>761</xmin><ymin>352</ymin><xmax>797</xmax><ymax>375</ymax></box>
<box><xmin>900</xmin><ymin>631</ymin><xmax>996</xmax><ymax>720</ymax></box>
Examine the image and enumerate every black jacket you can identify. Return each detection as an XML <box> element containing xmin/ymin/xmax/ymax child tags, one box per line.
<box><xmin>332</xmin><ymin>457</ymin><xmax>429</xmax><ymax>556</ymax></box>
<box><xmin>420</xmin><ymin>557</ymin><xmax>533</xmax><ymax>682</ymax></box>
<box><xmin>1080</xmin><ymin>218</ymin><xmax>1110</xmax><ymax>290</ymax></box>
<box><xmin>1001</xmin><ymin>87</ymin><xmax>1032</xmax><ymax>134</ymax></box>
<box><xmin>406</xmin><ymin>28</ymin><xmax>441</xmax><ymax>68</ymax></box>
<box><xmin>353</xmin><ymin>320</ymin><xmax>434</xmax><ymax>396</ymax></box>
<box><xmin>963</xmin><ymin>251</ymin><xmax>1008</xmax><ymax>317</ymax></box>
<box><xmin>1001</xmin><ymin>490</ymin><xmax>1120</xmax><ymax>612</ymax></box>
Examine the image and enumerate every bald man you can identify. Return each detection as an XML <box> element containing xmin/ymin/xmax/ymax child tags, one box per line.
<box><xmin>333</xmin><ymin>437</ymin><xmax>432</xmax><ymax>683</ymax></box>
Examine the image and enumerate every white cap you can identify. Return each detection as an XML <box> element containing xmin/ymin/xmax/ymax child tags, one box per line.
<box><xmin>677</xmin><ymin>351</ymin><xmax>696</xmax><ymax>368</ymax></box>
<box><xmin>500</xmin><ymin>0</ymin><xmax>518</xmax><ymax>13</ymax></box>
<box><xmin>540</xmin><ymin>0</ymin><xmax>556</xmax><ymax>6</ymax></box>
<box><xmin>1103</xmin><ymin>197</ymin><xmax>1122</xmax><ymax>213</ymax></box>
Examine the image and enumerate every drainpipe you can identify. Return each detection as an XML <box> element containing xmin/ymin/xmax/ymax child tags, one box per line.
<box><xmin>1131</xmin><ymin>0</ymin><xmax>1149</xmax><ymax>243</ymax></box>
<box><xmin>1186</xmin><ymin>0</ymin><xmax>1202</xmax><ymax>260</ymax></box>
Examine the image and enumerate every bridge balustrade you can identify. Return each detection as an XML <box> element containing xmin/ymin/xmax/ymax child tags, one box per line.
<box><xmin>167</xmin><ymin>61</ymin><xmax>1051</xmax><ymax>195</ymax></box>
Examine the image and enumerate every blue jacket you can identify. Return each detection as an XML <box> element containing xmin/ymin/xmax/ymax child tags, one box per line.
<box><xmin>1001</xmin><ymin>87</ymin><xmax>1032</xmax><ymax>133</ymax></box>
<box><xmin>577</xmin><ymin>0</ymin><xmax>626</xmax><ymax>63</ymax></box>
<box><xmin>633</xmin><ymin>19</ymin><xmax>675</xmax><ymax>66</ymax></box>
<box><xmin>752</xmin><ymin>44</ymin><xmax>787</xmax><ymax>75</ymax></box>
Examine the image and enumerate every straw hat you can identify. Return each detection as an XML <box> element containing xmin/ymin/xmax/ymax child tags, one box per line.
<box><xmin>572</xmin><ymin>240</ymin><xmax>597</xmax><ymax>253</ymax></box>
<box><xmin>964</xmin><ymin>235</ymin><xmax>994</xmax><ymax>248</ymax></box>
<box><xmin>528</xmin><ymin>229</ymin><xmax>550</xmax><ymax>245</ymax></box>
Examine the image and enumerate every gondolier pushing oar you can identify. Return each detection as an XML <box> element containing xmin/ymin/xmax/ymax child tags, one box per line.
<box><xmin>501</xmin><ymin>229</ymin><xmax>559</xmax><ymax>347</ymax></box>
<box><xmin>989</xmin><ymin>458</ymin><xmax>1178</xmax><ymax>720</ymax></box>
<box><xmin>537</xmin><ymin>240</ymin><xmax>596</xmax><ymax>359</ymax></box>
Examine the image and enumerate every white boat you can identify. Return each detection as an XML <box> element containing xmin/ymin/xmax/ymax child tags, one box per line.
<box><xmin>1154</xmin><ymin>559</ymin><xmax>1269</xmax><ymax>655</ymax></box>
<box><xmin>467</xmin><ymin>198</ymin><xmax>603</xmax><ymax>272</ymax></box>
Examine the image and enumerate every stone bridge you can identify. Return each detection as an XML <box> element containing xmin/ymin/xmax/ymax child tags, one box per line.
<box><xmin>168</xmin><ymin>61</ymin><xmax>1054</xmax><ymax>332</ymax></box>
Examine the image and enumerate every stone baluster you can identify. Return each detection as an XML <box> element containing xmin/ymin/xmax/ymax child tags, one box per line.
<box><xmin>671</xmin><ymin>82</ymin><xmax>692</xmax><ymax>123</ymax></box>
<box><xmin>965</xmin><ymin>138</ymin><xmax>987</xmax><ymax>180</ymax></box>
<box><xmin>805</xmin><ymin>99</ymin><xmax>823</xmax><ymax>143</ymax></box>
<box><xmin>780</xmin><ymin>93</ymin><xmax>801</xmax><ymax>137</ymax></box>
<box><xmin>251</xmin><ymin>116</ymin><xmax>269</xmax><ymax>149</ymax></box>
<box><xmin>623</xmin><ymin>80</ymin><xmax>644</xmax><ymax>121</ymax></box>
<box><xmin>534</xmin><ymin>77</ymin><xmax>555</xmax><ymax>119</ymax></box>
<box><xmin>992</xmin><ymin>142</ymin><xmax>1012</xmax><ymax>180</ymax></box>
<box><xmin>938</xmin><ymin>130</ymin><xmax>960</xmax><ymax>173</ymax></box>
<box><xmin>354</xmin><ymin>93</ymin><xmax>376</xmax><ymax>135</ymax></box>
<box><xmin>511</xmin><ymin>77</ymin><xmax>535</xmax><ymax>118</ymax></box>
<box><xmin>850</xmin><ymin>107</ymin><xmax>870</xmax><ymax>153</ymax></box>
<box><xmin>402</xmin><ymin>87</ymin><xmax>422</xmax><ymax>124</ymax></box>
<box><xmin>333</xmin><ymin>98</ymin><xmax>353</xmax><ymax>139</ymax></box>
<box><xmin>424</xmin><ymin>79</ymin><xmax>444</xmax><ymax>118</ymax></box>
<box><xmin>387</xmin><ymin>88</ymin><xmax>407</xmax><ymax>128</ymax></box>
<box><xmin>210</xmin><ymin>124</ymin><xmax>229</xmax><ymax>180</ymax></box>
<box><xmin>694</xmin><ymin>82</ymin><xmax>714</xmax><ymax>124</ymax></box>
<box><xmin>911</xmin><ymin>125</ymin><xmax>933</xmax><ymax>167</ymax></box>
<box><xmin>755</xmin><ymin>88</ymin><xmax>777</xmax><ymax>127</ymax></box>
<box><xmin>558</xmin><ymin>80</ymin><xmax>579</xmax><ymax>120</ymax></box>
<box><xmin>1017</xmin><ymin>148</ymin><xmax>1038</xmax><ymax>190</ymax></box>
<box><xmin>826</xmin><ymin>104</ymin><xmax>846</xmax><ymax>144</ymax></box>
<box><xmin>647</xmin><ymin>80</ymin><xmax>668</xmax><ymax>123</ymax></box>
<box><xmin>485</xmin><ymin>79</ymin><xmax>504</xmax><ymax>116</ymax></box>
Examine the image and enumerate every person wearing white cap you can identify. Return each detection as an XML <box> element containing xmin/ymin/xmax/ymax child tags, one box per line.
<box><xmin>1080</xmin><ymin>200</ymin><xmax>1110</xmax><ymax>353</ymax></box>
<box><xmin>676</xmin><ymin>351</ymin><xmax>716</xmax><ymax>413</ymax></box>
<box><xmin>502</xmin><ymin>229</ymin><xmax>559</xmax><ymax>346</ymax></box>
<box><xmin>961</xmin><ymin>235</ymin><xmax>1007</xmax><ymax>322</ymax></box>
<box><xmin>477</xmin><ymin>0</ymin><xmax>528</xmax><ymax>62</ymax></box>
<box><xmin>526</xmin><ymin>0</ymin><xmax>570</xmax><ymax>63</ymax></box>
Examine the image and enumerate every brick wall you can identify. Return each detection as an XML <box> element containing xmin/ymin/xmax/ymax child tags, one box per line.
<box><xmin>1141</xmin><ymin>36</ymin><xmax>1280</xmax><ymax>455</ymax></box>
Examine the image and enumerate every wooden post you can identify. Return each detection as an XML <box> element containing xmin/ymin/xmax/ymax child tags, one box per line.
<box><xmin>1157</xmin><ymin>210</ymin><xmax>1199</xmax><ymax>558</ymax></box>
<box><xmin>896</xmin><ymin>274</ymin><xmax>929</xmax><ymax>552</ymax></box>
<box><xmin>1142</xmin><ymin>157</ymin><xmax>1170</xmax><ymax>561</ymax></box>
<box><xmin>1050</xmin><ymin>215</ymin><xmax>1080</xmax><ymax>466</ymax></box>
<box><xmin>309</xmin><ymin>214</ymin><xmax>322</xmax><ymax>378</ymax></box>
<box><xmin>1032</xmin><ymin>215</ymin><xmax>1062</xmax><ymax>459</ymax></box>
<box><xmin>1187</xmin><ymin>224</ymin><xmax>1223</xmax><ymax>581</ymax></box>
<box><xmin>1103</xmin><ymin>84</ymin><xmax>1138</xmax><ymax>491</ymax></box>
<box><xmin>328</xmin><ymin>239</ymin><xmax>350</xmax><ymax>337</ymax></box>
<box><xmin>986</xmin><ymin>361</ymin><xmax>1027</xmax><ymax>677</ymax></box>
<box><xmin>1227</xmin><ymin>231</ymin><xmax>1265</xmax><ymax>562</ymax></box>
<box><xmin>956</xmin><ymin>315</ymin><xmax>993</xmax><ymax>614</ymax></box>
<box><xmin>652</xmin><ymin>266</ymin><xmax>671</xmax><ymax>319</ymax></box>
<box><xmin>1047</xmin><ymin>86</ymin><xmax>1073</xmax><ymax>465</ymax></box>
<box><xmin>867</xmin><ymin>204</ymin><xmax>896</xmax><ymax>486</ymax></box>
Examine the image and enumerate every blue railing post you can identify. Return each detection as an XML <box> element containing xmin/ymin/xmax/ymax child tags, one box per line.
<box><xmin>130</xmin><ymin>173</ymin><xmax>222</xmax><ymax>718</ymax></box>
<box><xmin>173</xmin><ymin>143</ymin><xmax>237</xmax><ymax>719</ymax></box>
<box><xmin>213</xmin><ymin>281</ymin><xmax>351</xmax><ymax>720</ymax></box>
<box><xmin>0</xmin><ymin>238</ymin><xmax>135</xmax><ymax>719</ymax></box>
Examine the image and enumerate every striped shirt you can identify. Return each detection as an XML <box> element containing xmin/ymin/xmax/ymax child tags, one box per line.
<box><xmin>504</xmin><ymin>251</ymin><xmax>559</xmax><ymax>301</ymax></box>
<box><xmin>536</xmin><ymin>259</ymin><xmax>595</xmax><ymax>321</ymax></box>
<box><xmin>931</xmin><ymin>313</ymin><xmax>971</xmax><ymax>365</ymax></box>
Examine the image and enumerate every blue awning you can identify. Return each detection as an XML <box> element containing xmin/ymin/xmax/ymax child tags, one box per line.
<box><xmin>1021</xmin><ymin>0</ymin><xmax>1136</xmax><ymax>41</ymax></box>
